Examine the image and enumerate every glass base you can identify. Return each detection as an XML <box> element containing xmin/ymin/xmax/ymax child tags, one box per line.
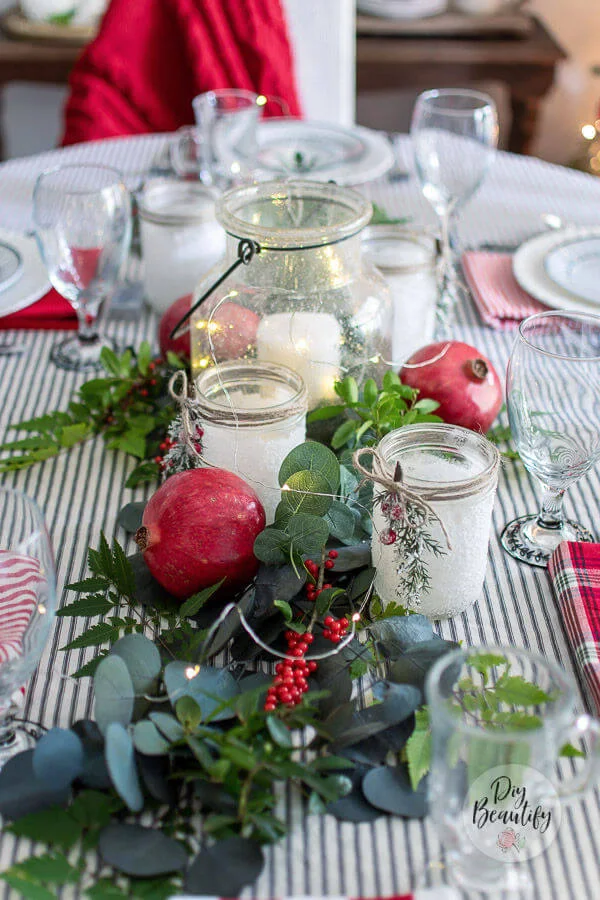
<box><xmin>0</xmin><ymin>720</ymin><xmax>42</xmax><ymax>770</ymax></box>
<box><xmin>501</xmin><ymin>514</ymin><xmax>594</xmax><ymax>568</ymax></box>
<box><xmin>419</xmin><ymin>857</ymin><xmax>533</xmax><ymax>898</ymax></box>
<box><xmin>50</xmin><ymin>335</ymin><xmax>116</xmax><ymax>371</ymax></box>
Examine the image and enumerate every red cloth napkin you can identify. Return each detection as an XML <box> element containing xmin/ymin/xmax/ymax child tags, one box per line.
<box><xmin>61</xmin><ymin>0</ymin><xmax>302</xmax><ymax>146</ymax></box>
<box><xmin>462</xmin><ymin>251</ymin><xmax>547</xmax><ymax>330</ymax></box>
<box><xmin>0</xmin><ymin>289</ymin><xmax>76</xmax><ymax>331</ymax></box>
<box><xmin>549</xmin><ymin>541</ymin><xmax>600</xmax><ymax>714</ymax></box>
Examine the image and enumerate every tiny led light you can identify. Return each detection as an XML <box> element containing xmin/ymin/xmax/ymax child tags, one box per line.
<box><xmin>582</xmin><ymin>124</ymin><xmax>597</xmax><ymax>140</ymax></box>
<box><xmin>294</xmin><ymin>339</ymin><xmax>309</xmax><ymax>354</ymax></box>
<box><xmin>185</xmin><ymin>665</ymin><xmax>200</xmax><ymax>680</ymax></box>
<box><xmin>351</xmin><ymin>613</ymin><xmax>360</xmax><ymax>622</ymax></box>
<box><xmin>256</xmin><ymin>95</ymin><xmax>268</xmax><ymax>107</ymax></box>
<box><xmin>230</xmin><ymin>161</ymin><xmax>241</xmax><ymax>175</ymax></box>
<box><xmin>281</xmin><ymin>483</ymin><xmax>291</xmax><ymax>492</ymax></box>
<box><xmin>38</xmin><ymin>603</ymin><xmax>46</xmax><ymax>615</ymax></box>
<box><xmin>198</xmin><ymin>357</ymin><xmax>210</xmax><ymax>369</ymax></box>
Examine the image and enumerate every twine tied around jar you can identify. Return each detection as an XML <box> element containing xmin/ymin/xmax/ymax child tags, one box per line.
<box><xmin>166</xmin><ymin>370</ymin><xmax>214</xmax><ymax>470</ymax></box>
<box><xmin>352</xmin><ymin>446</ymin><xmax>452</xmax><ymax>551</ymax></box>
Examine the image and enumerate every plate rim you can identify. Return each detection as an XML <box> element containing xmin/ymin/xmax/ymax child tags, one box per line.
<box><xmin>0</xmin><ymin>228</ymin><xmax>50</xmax><ymax>320</ymax></box>
<box><xmin>0</xmin><ymin>241</ymin><xmax>24</xmax><ymax>295</ymax></box>
<box><xmin>256</xmin><ymin>119</ymin><xmax>367</xmax><ymax>175</ymax></box>
<box><xmin>543</xmin><ymin>234</ymin><xmax>600</xmax><ymax>304</ymax></box>
<box><xmin>513</xmin><ymin>226</ymin><xmax>600</xmax><ymax>314</ymax></box>
<box><xmin>255</xmin><ymin>120</ymin><xmax>393</xmax><ymax>185</ymax></box>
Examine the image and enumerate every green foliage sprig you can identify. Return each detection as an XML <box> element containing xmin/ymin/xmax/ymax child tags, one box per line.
<box><xmin>0</xmin><ymin>343</ymin><xmax>185</xmax><ymax>486</ymax></box>
<box><xmin>308</xmin><ymin>372</ymin><xmax>442</xmax><ymax>452</ymax></box>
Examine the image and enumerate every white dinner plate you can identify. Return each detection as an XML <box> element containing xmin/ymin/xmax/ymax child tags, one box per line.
<box><xmin>255</xmin><ymin>120</ymin><xmax>394</xmax><ymax>185</ymax></box>
<box><xmin>543</xmin><ymin>235</ymin><xmax>600</xmax><ymax>305</ymax></box>
<box><xmin>0</xmin><ymin>242</ymin><xmax>23</xmax><ymax>294</ymax></box>
<box><xmin>513</xmin><ymin>227</ymin><xmax>600</xmax><ymax>314</ymax></box>
<box><xmin>0</xmin><ymin>228</ymin><xmax>50</xmax><ymax>319</ymax></box>
<box><xmin>358</xmin><ymin>0</ymin><xmax>447</xmax><ymax>18</ymax></box>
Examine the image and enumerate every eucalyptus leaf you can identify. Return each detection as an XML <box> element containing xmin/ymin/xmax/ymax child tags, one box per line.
<box><xmin>279</xmin><ymin>440</ymin><xmax>340</xmax><ymax>493</ymax></box>
<box><xmin>133</xmin><ymin>720</ymin><xmax>170</xmax><ymax>756</ymax></box>
<box><xmin>116</xmin><ymin>501</ymin><xmax>146</xmax><ymax>534</ymax></box>
<box><xmin>32</xmin><ymin>728</ymin><xmax>84</xmax><ymax>791</ymax></box>
<box><xmin>111</xmin><ymin>633</ymin><xmax>162</xmax><ymax>700</ymax></box>
<box><xmin>0</xmin><ymin>751</ymin><xmax>70</xmax><ymax>821</ymax></box>
<box><xmin>71</xmin><ymin>719</ymin><xmax>111</xmax><ymax>789</ymax></box>
<box><xmin>149</xmin><ymin>712</ymin><xmax>185</xmax><ymax>743</ymax></box>
<box><xmin>253</xmin><ymin>564</ymin><xmax>305</xmax><ymax>618</ymax></box>
<box><xmin>94</xmin><ymin>654</ymin><xmax>135</xmax><ymax>734</ymax></box>
<box><xmin>163</xmin><ymin>662</ymin><xmax>239</xmax><ymax>721</ymax></box>
<box><xmin>266</xmin><ymin>716</ymin><xmax>293</xmax><ymax>748</ymax></box>
<box><xmin>324</xmin><ymin>501</ymin><xmax>356</xmax><ymax>542</ymax></box>
<box><xmin>184</xmin><ymin>836</ymin><xmax>265</xmax><ymax>895</ymax></box>
<box><xmin>253</xmin><ymin>528</ymin><xmax>289</xmax><ymax>566</ymax></box>
<box><xmin>362</xmin><ymin>765</ymin><xmax>428</xmax><ymax>818</ymax></box>
<box><xmin>368</xmin><ymin>615</ymin><xmax>436</xmax><ymax>659</ymax></box>
<box><xmin>128</xmin><ymin>551</ymin><xmax>179</xmax><ymax>613</ymax></box>
<box><xmin>330</xmin><ymin>543</ymin><xmax>371</xmax><ymax>572</ymax></box>
<box><xmin>137</xmin><ymin>754</ymin><xmax>177</xmax><ymax>806</ymax></box>
<box><xmin>104</xmin><ymin>722</ymin><xmax>143</xmax><ymax>812</ymax></box>
<box><xmin>328</xmin><ymin>682</ymin><xmax>421</xmax><ymax>749</ymax></box>
<box><xmin>327</xmin><ymin>764</ymin><xmax>381</xmax><ymax>823</ymax></box>
<box><xmin>388</xmin><ymin>639</ymin><xmax>459</xmax><ymax>696</ymax></box>
<box><xmin>343</xmin><ymin>717</ymin><xmax>416</xmax><ymax>765</ymax></box>
<box><xmin>98</xmin><ymin>823</ymin><xmax>187</xmax><ymax>876</ymax></box>
<box><xmin>286</xmin><ymin>513</ymin><xmax>330</xmax><ymax>556</ymax></box>
<box><xmin>281</xmin><ymin>469</ymin><xmax>332</xmax><ymax>517</ymax></box>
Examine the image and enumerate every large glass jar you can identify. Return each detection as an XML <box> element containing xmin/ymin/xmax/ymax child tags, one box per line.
<box><xmin>190</xmin><ymin>180</ymin><xmax>392</xmax><ymax>410</ymax></box>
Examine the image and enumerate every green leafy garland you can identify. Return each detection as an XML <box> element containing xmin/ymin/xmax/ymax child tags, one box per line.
<box><xmin>0</xmin><ymin>353</ymin><xmax>536</xmax><ymax>898</ymax></box>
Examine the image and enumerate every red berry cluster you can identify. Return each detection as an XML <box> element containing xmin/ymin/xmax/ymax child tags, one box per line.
<box><xmin>304</xmin><ymin>549</ymin><xmax>338</xmax><ymax>602</ymax></box>
<box><xmin>322</xmin><ymin>615</ymin><xmax>349</xmax><ymax>643</ymax></box>
<box><xmin>264</xmin><ymin>631</ymin><xmax>317</xmax><ymax>711</ymax></box>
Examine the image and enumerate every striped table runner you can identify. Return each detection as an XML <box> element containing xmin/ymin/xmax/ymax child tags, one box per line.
<box><xmin>0</xmin><ymin>135</ymin><xmax>598</xmax><ymax>899</ymax></box>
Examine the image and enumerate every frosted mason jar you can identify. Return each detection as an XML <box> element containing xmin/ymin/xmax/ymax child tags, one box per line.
<box><xmin>195</xmin><ymin>361</ymin><xmax>307</xmax><ymax>523</ymax></box>
<box><xmin>372</xmin><ymin>424</ymin><xmax>500</xmax><ymax>619</ymax></box>
<box><xmin>138</xmin><ymin>179</ymin><xmax>225</xmax><ymax>314</ymax></box>
<box><xmin>362</xmin><ymin>226</ymin><xmax>437</xmax><ymax>364</ymax></box>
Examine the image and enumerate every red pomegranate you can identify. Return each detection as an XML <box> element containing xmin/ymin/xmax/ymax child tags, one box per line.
<box><xmin>158</xmin><ymin>295</ymin><xmax>260</xmax><ymax>363</ymax></box>
<box><xmin>135</xmin><ymin>468</ymin><xmax>265</xmax><ymax>599</ymax></box>
<box><xmin>400</xmin><ymin>341</ymin><xmax>503</xmax><ymax>433</ymax></box>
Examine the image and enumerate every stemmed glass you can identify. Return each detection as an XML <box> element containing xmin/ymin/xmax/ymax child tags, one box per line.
<box><xmin>502</xmin><ymin>311</ymin><xmax>600</xmax><ymax>566</ymax></box>
<box><xmin>33</xmin><ymin>164</ymin><xmax>132</xmax><ymax>371</ymax></box>
<box><xmin>0</xmin><ymin>489</ymin><xmax>56</xmax><ymax>768</ymax></box>
<box><xmin>410</xmin><ymin>88</ymin><xmax>498</xmax><ymax>328</ymax></box>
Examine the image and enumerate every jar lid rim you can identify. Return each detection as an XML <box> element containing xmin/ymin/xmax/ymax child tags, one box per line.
<box><xmin>138</xmin><ymin>179</ymin><xmax>218</xmax><ymax>225</ymax></box>
<box><xmin>194</xmin><ymin>360</ymin><xmax>308</xmax><ymax>425</ymax></box>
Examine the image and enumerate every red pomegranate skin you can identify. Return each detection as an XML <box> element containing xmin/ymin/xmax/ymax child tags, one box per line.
<box><xmin>136</xmin><ymin>468</ymin><xmax>266</xmax><ymax>599</ymax></box>
<box><xmin>158</xmin><ymin>295</ymin><xmax>260</xmax><ymax>363</ymax></box>
<box><xmin>159</xmin><ymin>294</ymin><xmax>192</xmax><ymax>360</ymax></box>
<box><xmin>400</xmin><ymin>341</ymin><xmax>503</xmax><ymax>433</ymax></box>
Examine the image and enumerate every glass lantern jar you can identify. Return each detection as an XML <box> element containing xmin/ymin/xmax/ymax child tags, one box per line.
<box><xmin>195</xmin><ymin>360</ymin><xmax>307</xmax><ymax>523</ymax></box>
<box><xmin>190</xmin><ymin>180</ymin><xmax>392</xmax><ymax>410</ymax></box>
<box><xmin>371</xmin><ymin>423</ymin><xmax>500</xmax><ymax>619</ymax></box>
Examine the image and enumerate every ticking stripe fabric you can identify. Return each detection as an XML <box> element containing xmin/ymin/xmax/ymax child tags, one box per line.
<box><xmin>462</xmin><ymin>250</ymin><xmax>547</xmax><ymax>329</ymax></box>
<box><xmin>0</xmin><ymin>552</ymin><xmax>39</xmax><ymax>663</ymax></box>
<box><xmin>549</xmin><ymin>542</ymin><xmax>600</xmax><ymax>715</ymax></box>
<box><xmin>0</xmin><ymin>136</ymin><xmax>599</xmax><ymax>900</ymax></box>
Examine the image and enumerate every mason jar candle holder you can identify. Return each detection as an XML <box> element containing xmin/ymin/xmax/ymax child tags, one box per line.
<box><xmin>370</xmin><ymin>423</ymin><xmax>500</xmax><ymax>619</ymax></box>
<box><xmin>195</xmin><ymin>360</ymin><xmax>307</xmax><ymax>522</ymax></box>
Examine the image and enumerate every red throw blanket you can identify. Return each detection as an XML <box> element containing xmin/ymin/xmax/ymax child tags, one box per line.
<box><xmin>61</xmin><ymin>0</ymin><xmax>301</xmax><ymax>146</ymax></box>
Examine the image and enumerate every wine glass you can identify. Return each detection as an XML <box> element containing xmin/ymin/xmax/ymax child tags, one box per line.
<box><xmin>410</xmin><ymin>89</ymin><xmax>498</xmax><ymax>327</ymax></box>
<box><xmin>33</xmin><ymin>164</ymin><xmax>132</xmax><ymax>371</ymax></box>
<box><xmin>0</xmin><ymin>489</ymin><xmax>56</xmax><ymax>768</ymax></box>
<box><xmin>502</xmin><ymin>311</ymin><xmax>600</xmax><ymax>566</ymax></box>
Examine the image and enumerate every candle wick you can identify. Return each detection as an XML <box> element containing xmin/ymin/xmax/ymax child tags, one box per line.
<box><xmin>393</xmin><ymin>461</ymin><xmax>403</xmax><ymax>483</ymax></box>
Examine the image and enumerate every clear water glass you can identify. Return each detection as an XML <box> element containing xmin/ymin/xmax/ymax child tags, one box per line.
<box><xmin>410</xmin><ymin>89</ymin><xmax>498</xmax><ymax>327</ymax></box>
<box><xmin>502</xmin><ymin>311</ymin><xmax>600</xmax><ymax>566</ymax></box>
<box><xmin>0</xmin><ymin>489</ymin><xmax>56</xmax><ymax>768</ymax></box>
<box><xmin>424</xmin><ymin>645</ymin><xmax>600</xmax><ymax>895</ymax></box>
<box><xmin>33</xmin><ymin>164</ymin><xmax>131</xmax><ymax>371</ymax></box>
<box><xmin>192</xmin><ymin>88</ymin><xmax>262</xmax><ymax>188</ymax></box>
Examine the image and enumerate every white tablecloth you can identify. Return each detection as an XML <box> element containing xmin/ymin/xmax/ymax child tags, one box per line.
<box><xmin>0</xmin><ymin>135</ymin><xmax>599</xmax><ymax>900</ymax></box>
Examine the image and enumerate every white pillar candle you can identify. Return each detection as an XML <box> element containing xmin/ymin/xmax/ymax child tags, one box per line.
<box><xmin>195</xmin><ymin>361</ymin><xmax>307</xmax><ymax>523</ymax></box>
<box><xmin>255</xmin><ymin>311</ymin><xmax>342</xmax><ymax>409</ymax></box>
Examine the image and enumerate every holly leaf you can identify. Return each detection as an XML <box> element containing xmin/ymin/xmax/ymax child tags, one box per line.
<box><xmin>273</xmin><ymin>600</ymin><xmax>293</xmax><ymax>623</ymax></box>
<box><xmin>493</xmin><ymin>676</ymin><xmax>553</xmax><ymax>707</ymax></box>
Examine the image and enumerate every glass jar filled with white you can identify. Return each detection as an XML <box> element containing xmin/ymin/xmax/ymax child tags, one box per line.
<box><xmin>138</xmin><ymin>179</ymin><xmax>225</xmax><ymax>314</ymax></box>
<box><xmin>371</xmin><ymin>423</ymin><xmax>500</xmax><ymax>619</ymax></box>
<box><xmin>195</xmin><ymin>360</ymin><xmax>307</xmax><ymax>522</ymax></box>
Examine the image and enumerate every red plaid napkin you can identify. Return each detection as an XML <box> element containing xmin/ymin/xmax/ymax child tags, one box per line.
<box><xmin>462</xmin><ymin>250</ymin><xmax>547</xmax><ymax>330</ymax></box>
<box><xmin>549</xmin><ymin>541</ymin><xmax>600</xmax><ymax>713</ymax></box>
<box><xmin>0</xmin><ymin>288</ymin><xmax>76</xmax><ymax>331</ymax></box>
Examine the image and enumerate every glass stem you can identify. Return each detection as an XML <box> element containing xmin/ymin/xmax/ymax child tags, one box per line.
<box><xmin>537</xmin><ymin>487</ymin><xmax>565</xmax><ymax>531</ymax></box>
<box><xmin>76</xmin><ymin>297</ymin><xmax>100</xmax><ymax>345</ymax></box>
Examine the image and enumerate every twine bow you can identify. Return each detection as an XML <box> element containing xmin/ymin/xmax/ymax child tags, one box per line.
<box><xmin>352</xmin><ymin>446</ymin><xmax>452</xmax><ymax>551</ymax></box>
<box><xmin>168</xmin><ymin>370</ymin><xmax>212</xmax><ymax>466</ymax></box>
